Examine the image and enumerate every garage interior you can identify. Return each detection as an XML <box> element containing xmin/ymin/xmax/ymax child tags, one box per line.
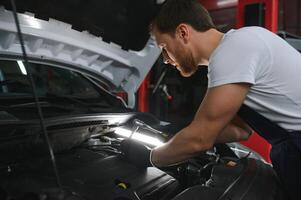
<box><xmin>0</xmin><ymin>0</ymin><xmax>301</xmax><ymax>199</ymax></box>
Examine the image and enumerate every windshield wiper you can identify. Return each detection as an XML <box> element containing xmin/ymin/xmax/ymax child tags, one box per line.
<box><xmin>45</xmin><ymin>92</ymin><xmax>111</xmax><ymax>109</ymax></box>
<box><xmin>0</xmin><ymin>80</ymin><xmax>13</xmax><ymax>86</ymax></box>
<box><xmin>5</xmin><ymin>101</ymin><xmax>76</xmax><ymax>112</ymax></box>
<box><xmin>0</xmin><ymin>79</ymin><xmax>29</xmax><ymax>87</ymax></box>
<box><xmin>46</xmin><ymin>92</ymin><xmax>91</xmax><ymax>106</ymax></box>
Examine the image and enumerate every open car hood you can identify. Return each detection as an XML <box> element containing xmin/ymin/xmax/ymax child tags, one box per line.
<box><xmin>0</xmin><ymin>0</ymin><xmax>163</xmax><ymax>108</ymax></box>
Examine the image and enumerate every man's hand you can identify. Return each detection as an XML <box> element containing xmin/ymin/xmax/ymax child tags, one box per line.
<box><xmin>120</xmin><ymin>139</ymin><xmax>153</xmax><ymax>168</ymax></box>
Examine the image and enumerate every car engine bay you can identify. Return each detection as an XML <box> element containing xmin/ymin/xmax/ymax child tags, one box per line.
<box><xmin>0</xmin><ymin>114</ymin><xmax>284</xmax><ymax>200</ymax></box>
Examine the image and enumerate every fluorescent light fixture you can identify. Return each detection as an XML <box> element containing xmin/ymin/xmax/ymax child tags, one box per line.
<box><xmin>114</xmin><ymin>127</ymin><xmax>164</xmax><ymax>147</ymax></box>
<box><xmin>217</xmin><ymin>0</ymin><xmax>237</xmax><ymax>7</ymax></box>
<box><xmin>17</xmin><ymin>60</ymin><xmax>27</xmax><ymax>75</ymax></box>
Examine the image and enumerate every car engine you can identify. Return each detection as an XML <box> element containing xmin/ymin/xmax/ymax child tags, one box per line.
<box><xmin>0</xmin><ymin>115</ymin><xmax>284</xmax><ymax>200</ymax></box>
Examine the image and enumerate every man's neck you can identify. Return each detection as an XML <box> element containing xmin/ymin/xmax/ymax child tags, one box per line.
<box><xmin>193</xmin><ymin>29</ymin><xmax>224</xmax><ymax>65</ymax></box>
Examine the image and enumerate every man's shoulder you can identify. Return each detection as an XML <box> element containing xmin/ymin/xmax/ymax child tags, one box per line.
<box><xmin>223</xmin><ymin>26</ymin><xmax>272</xmax><ymax>44</ymax></box>
<box><xmin>210</xmin><ymin>26</ymin><xmax>269</xmax><ymax>62</ymax></box>
<box><xmin>228</xmin><ymin>26</ymin><xmax>271</xmax><ymax>37</ymax></box>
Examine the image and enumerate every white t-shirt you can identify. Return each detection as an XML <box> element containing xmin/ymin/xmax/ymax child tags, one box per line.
<box><xmin>208</xmin><ymin>26</ymin><xmax>301</xmax><ymax>131</ymax></box>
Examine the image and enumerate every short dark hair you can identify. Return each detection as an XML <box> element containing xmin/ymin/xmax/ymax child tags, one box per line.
<box><xmin>152</xmin><ymin>0</ymin><xmax>216</xmax><ymax>34</ymax></box>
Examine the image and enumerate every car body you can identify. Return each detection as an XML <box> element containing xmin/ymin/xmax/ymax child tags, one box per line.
<box><xmin>0</xmin><ymin>1</ymin><xmax>285</xmax><ymax>200</ymax></box>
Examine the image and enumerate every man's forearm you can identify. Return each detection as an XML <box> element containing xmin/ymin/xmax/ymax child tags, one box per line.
<box><xmin>151</xmin><ymin>124</ymin><xmax>213</xmax><ymax>167</ymax></box>
<box><xmin>151</xmin><ymin>124</ymin><xmax>251</xmax><ymax>167</ymax></box>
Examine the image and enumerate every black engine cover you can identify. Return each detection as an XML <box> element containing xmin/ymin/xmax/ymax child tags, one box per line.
<box><xmin>1</xmin><ymin>148</ymin><xmax>179</xmax><ymax>200</ymax></box>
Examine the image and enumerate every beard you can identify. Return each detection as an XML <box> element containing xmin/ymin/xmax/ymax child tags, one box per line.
<box><xmin>176</xmin><ymin>52</ymin><xmax>198</xmax><ymax>77</ymax></box>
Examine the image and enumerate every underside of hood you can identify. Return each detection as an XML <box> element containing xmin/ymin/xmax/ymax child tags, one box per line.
<box><xmin>0</xmin><ymin>0</ymin><xmax>164</xmax><ymax>108</ymax></box>
<box><xmin>1</xmin><ymin>0</ymin><xmax>162</xmax><ymax>51</ymax></box>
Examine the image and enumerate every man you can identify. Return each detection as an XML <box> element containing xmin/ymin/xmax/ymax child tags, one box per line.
<box><xmin>121</xmin><ymin>0</ymin><xmax>301</xmax><ymax>199</ymax></box>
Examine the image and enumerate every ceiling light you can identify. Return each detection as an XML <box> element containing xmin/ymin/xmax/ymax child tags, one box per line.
<box><xmin>17</xmin><ymin>60</ymin><xmax>27</xmax><ymax>75</ymax></box>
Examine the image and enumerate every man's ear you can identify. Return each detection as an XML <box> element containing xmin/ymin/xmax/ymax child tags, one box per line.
<box><xmin>176</xmin><ymin>24</ymin><xmax>190</xmax><ymax>43</ymax></box>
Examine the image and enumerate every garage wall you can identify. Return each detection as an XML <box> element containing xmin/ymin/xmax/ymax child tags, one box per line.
<box><xmin>278</xmin><ymin>0</ymin><xmax>301</xmax><ymax>36</ymax></box>
<box><xmin>201</xmin><ymin>0</ymin><xmax>301</xmax><ymax>37</ymax></box>
<box><xmin>199</xmin><ymin>0</ymin><xmax>237</xmax><ymax>32</ymax></box>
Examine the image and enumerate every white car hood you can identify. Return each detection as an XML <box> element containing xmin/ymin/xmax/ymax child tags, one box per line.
<box><xmin>0</xmin><ymin>7</ymin><xmax>161</xmax><ymax>108</ymax></box>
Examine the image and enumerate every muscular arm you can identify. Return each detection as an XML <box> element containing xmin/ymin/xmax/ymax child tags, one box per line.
<box><xmin>151</xmin><ymin>83</ymin><xmax>251</xmax><ymax>167</ymax></box>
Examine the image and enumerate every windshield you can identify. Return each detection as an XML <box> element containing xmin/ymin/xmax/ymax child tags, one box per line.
<box><xmin>0</xmin><ymin>59</ymin><xmax>126</xmax><ymax>120</ymax></box>
<box><xmin>0</xmin><ymin>59</ymin><xmax>100</xmax><ymax>98</ymax></box>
